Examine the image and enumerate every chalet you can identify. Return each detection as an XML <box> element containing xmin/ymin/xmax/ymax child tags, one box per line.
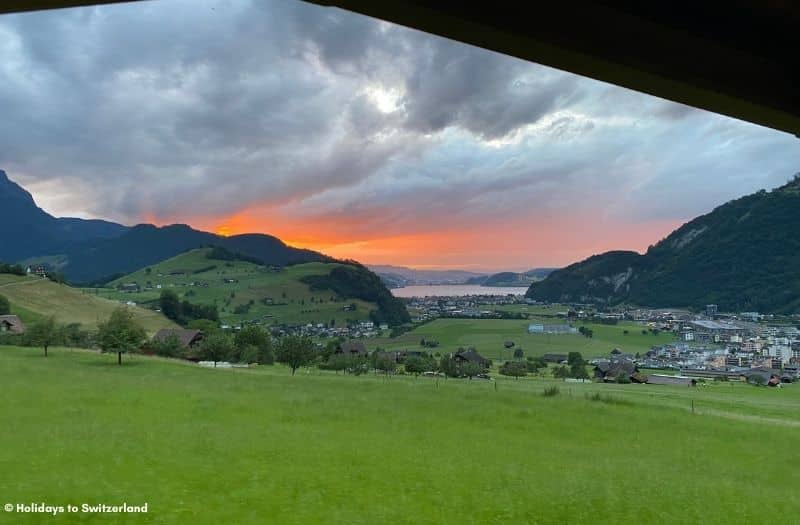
<box><xmin>336</xmin><ymin>341</ymin><xmax>367</xmax><ymax>356</ymax></box>
<box><xmin>542</xmin><ymin>353</ymin><xmax>568</xmax><ymax>364</ymax></box>
<box><xmin>153</xmin><ymin>329</ymin><xmax>204</xmax><ymax>349</ymax></box>
<box><xmin>0</xmin><ymin>315</ymin><xmax>25</xmax><ymax>335</ymax></box>
<box><xmin>593</xmin><ymin>359</ymin><xmax>638</xmax><ymax>382</ymax></box>
<box><xmin>453</xmin><ymin>350</ymin><xmax>490</xmax><ymax>367</ymax></box>
<box><xmin>647</xmin><ymin>374</ymin><xmax>696</xmax><ymax>387</ymax></box>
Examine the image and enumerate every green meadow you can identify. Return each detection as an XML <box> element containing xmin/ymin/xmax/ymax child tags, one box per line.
<box><xmin>364</xmin><ymin>318</ymin><xmax>675</xmax><ymax>359</ymax></box>
<box><xmin>1</xmin><ymin>345</ymin><xmax>798</xmax><ymax>524</ymax></box>
<box><xmin>93</xmin><ymin>248</ymin><xmax>376</xmax><ymax>326</ymax></box>
<box><xmin>0</xmin><ymin>274</ymin><xmax>177</xmax><ymax>334</ymax></box>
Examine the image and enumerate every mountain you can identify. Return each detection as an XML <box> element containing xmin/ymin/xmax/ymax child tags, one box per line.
<box><xmin>0</xmin><ymin>169</ymin><xmax>128</xmax><ymax>261</ymax></box>
<box><xmin>59</xmin><ymin>224</ymin><xmax>332</xmax><ymax>283</ymax></box>
<box><xmin>466</xmin><ymin>269</ymin><xmax>556</xmax><ymax>287</ymax></box>
<box><xmin>0</xmin><ymin>170</ymin><xmax>332</xmax><ymax>283</ymax></box>
<box><xmin>527</xmin><ymin>174</ymin><xmax>800</xmax><ymax>313</ymax></box>
<box><xmin>368</xmin><ymin>265</ymin><xmax>487</xmax><ymax>286</ymax></box>
<box><xmin>524</xmin><ymin>268</ymin><xmax>558</xmax><ymax>280</ymax></box>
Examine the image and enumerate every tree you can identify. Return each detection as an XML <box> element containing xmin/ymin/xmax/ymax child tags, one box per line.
<box><xmin>198</xmin><ymin>332</ymin><xmax>234</xmax><ymax>367</ymax></box>
<box><xmin>513</xmin><ymin>348</ymin><xmax>524</xmax><ymax>360</ymax></box>
<box><xmin>438</xmin><ymin>355</ymin><xmax>461</xmax><ymax>378</ymax></box>
<box><xmin>27</xmin><ymin>316</ymin><xmax>58</xmax><ymax>357</ymax></box>
<box><xmin>159</xmin><ymin>289</ymin><xmax>182</xmax><ymax>322</ymax></box>
<box><xmin>234</xmin><ymin>325</ymin><xmax>273</xmax><ymax>364</ymax></box>
<box><xmin>567</xmin><ymin>352</ymin><xmax>584</xmax><ymax>367</ymax></box>
<box><xmin>97</xmin><ymin>307</ymin><xmax>147</xmax><ymax>365</ymax></box>
<box><xmin>404</xmin><ymin>354</ymin><xmax>436</xmax><ymax>375</ymax></box>
<box><xmin>499</xmin><ymin>361</ymin><xmax>527</xmax><ymax>379</ymax></box>
<box><xmin>152</xmin><ymin>333</ymin><xmax>182</xmax><ymax>358</ymax></box>
<box><xmin>58</xmin><ymin>323</ymin><xmax>91</xmax><ymax>348</ymax></box>
<box><xmin>569</xmin><ymin>362</ymin><xmax>590</xmax><ymax>379</ymax></box>
<box><xmin>276</xmin><ymin>335</ymin><xmax>315</xmax><ymax>375</ymax></box>
<box><xmin>462</xmin><ymin>361</ymin><xmax>483</xmax><ymax>380</ymax></box>
<box><xmin>0</xmin><ymin>294</ymin><xmax>9</xmax><ymax>315</ymax></box>
<box><xmin>373</xmin><ymin>353</ymin><xmax>396</xmax><ymax>375</ymax></box>
<box><xmin>552</xmin><ymin>365</ymin><xmax>570</xmax><ymax>379</ymax></box>
<box><xmin>187</xmin><ymin>318</ymin><xmax>219</xmax><ymax>336</ymax></box>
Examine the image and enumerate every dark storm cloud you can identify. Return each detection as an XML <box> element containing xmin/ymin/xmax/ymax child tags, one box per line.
<box><xmin>0</xmin><ymin>0</ymin><xmax>797</xmax><ymax>234</ymax></box>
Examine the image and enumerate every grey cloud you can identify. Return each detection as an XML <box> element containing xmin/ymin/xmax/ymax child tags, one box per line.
<box><xmin>400</xmin><ymin>40</ymin><xmax>583</xmax><ymax>139</ymax></box>
<box><xmin>0</xmin><ymin>0</ymin><xmax>797</xmax><ymax>248</ymax></box>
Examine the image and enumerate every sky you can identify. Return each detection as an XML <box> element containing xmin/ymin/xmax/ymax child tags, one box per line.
<box><xmin>1</xmin><ymin>0</ymin><xmax>799</xmax><ymax>272</ymax></box>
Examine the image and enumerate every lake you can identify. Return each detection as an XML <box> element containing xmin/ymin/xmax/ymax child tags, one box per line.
<box><xmin>390</xmin><ymin>284</ymin><xmax>528</xmax><ymax>297</ymax></box>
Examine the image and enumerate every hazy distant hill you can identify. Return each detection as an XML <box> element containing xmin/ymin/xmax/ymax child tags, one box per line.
<box><xmin>527</xmin><ymin>174</ymin><xmax>800</xmax><ymax>313</ymax></box>
<box><xmin>368</xmin><ymin>265</ymin><xmax>487</xmax><ymax>286</ymax></box>
<box><xmin>466</xmin><ymin>269</ymin><xmax>556</xmax><ymax>287</ymax></box>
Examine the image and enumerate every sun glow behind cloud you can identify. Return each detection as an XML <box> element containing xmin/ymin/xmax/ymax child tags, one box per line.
<box><xmin>1</xmin><ymin>0</ymin><xmax>799</xmax><ymax>271</ymax></box>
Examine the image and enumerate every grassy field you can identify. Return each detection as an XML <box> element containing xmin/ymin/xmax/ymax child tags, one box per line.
<box><xmin>93</xmin><ymin>249</ymin><xmax>376</xmax><ymax>326</ymax></box>
<box><xmin>0</xmin><ymin>274</ymin><xmax>177</xmax><ymax>334</ymax></box>
<box><xmin>0</xmin><ymin>345</ymin><xmax>798</xmax><ymax>524</ymax></box>
<box><xmin>363</xmin><ymin>318</ymin><xmax>675</xmax><ymax>360</ymax></box>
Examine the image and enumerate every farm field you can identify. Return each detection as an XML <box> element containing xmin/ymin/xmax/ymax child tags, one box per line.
<box><xmin>0</xmin><ymin>345</ymin><xmax>797</xmax><ymax>524</ymax></box>
<box><xmin>363</xmin><ymin>318</ymin><xmax>676</xmax><ymax>360</ymax></box>
<box><xmin>93</xmin><ymin>248</ymin><xmax>377</xmax><ymax>326</ymax></box>
<box><xmin>0</xmin><ymin>274</ymin><xmax>177</xmax><ymax>334</ymax></box>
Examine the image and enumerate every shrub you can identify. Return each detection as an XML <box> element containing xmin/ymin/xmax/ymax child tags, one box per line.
<box><xmin>543</xmin><ymin>386</ymin><xmax>560</xmax><ymax>397</ymax></box>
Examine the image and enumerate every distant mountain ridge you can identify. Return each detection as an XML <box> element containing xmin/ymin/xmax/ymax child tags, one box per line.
<box><xmin>0</xmin><ymin>169</ymin><xmax>128</xmax><ymax>262</ymax></box>
<box><xmin>466</xmin><ymin>269</ymin><xmax>556</xmax><ymax>287</ymax></box>
<box><xmin>368</xmin><ymin>265</ymin><xmax>487</xmax><ymax>287</ymax></box>
<box><xmin>0</xmin><ymin>170</ymin><xmax>333</xmax><ymax>282</ymax></box>
<box><xmin>527</xmin><ymin>174</ymin><xmax>800</xmax><ymax>313</ymax></box>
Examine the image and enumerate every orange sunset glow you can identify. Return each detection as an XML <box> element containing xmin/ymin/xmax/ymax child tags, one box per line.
<box><xmin>164</xmin><ymin>206</ymin><xmax>684</xmax><ymax>271</ymax></box>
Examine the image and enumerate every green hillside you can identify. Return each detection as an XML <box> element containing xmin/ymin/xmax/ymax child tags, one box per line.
<box><xmin>99</xmin><ymin>248</ymin><xmax>390</xmax><ymax>326</ymax></box>
<box><xmin>0</xmin><ymin>274</ymin><xmax>177</xmax><ymax>333</ymax></box>
<box><xmin>528</xmin><ymin>174</ymin><xmax>800</xmax><ymax>312</ymax></box>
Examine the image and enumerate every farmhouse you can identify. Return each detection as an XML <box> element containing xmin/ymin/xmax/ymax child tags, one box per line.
<box><xmin>454</xmin><ymin>350</ymin><xmax>491</xmax><ymax>367</ymax></box>
<box><xmin>593</xmin><ymin>359</ymin><xmax>640</xmax><ymax>382</ymax></box>
<box><xmin>0</xmin><ymin>315</ymin><xmax>25</xmax><ymax>335</ymax></box>
<box><xmin>336</xmin><ymin>341</ymin><xmax>367</xmax><ymax>356</ymax></box>
<box><xmin>542</xmin><ymin>353</ymin><xmax>568</xmax><ymax>364</ymax></box>
<box><xmin>153</xmin><ymin>329</ymin><xmax>204</xmax><ymax>348</ymax></box>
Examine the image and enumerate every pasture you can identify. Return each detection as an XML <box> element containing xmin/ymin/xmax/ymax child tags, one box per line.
<box><xmin>1</xmin><ymin>345</ymin><xmax>797</xmax><ymax>524</ymax></box>
<box><xmin>0</xmin><ymin>274</ymin><xmax>176</xmax><ymax>334</ymax></box>
<box><xmin>364</xmin><ymin>318</ymin><xmax>676</xmax><ymax>360</ymax></box>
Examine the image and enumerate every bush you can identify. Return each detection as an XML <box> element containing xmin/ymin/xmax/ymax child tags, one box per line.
<box><xmin>499</xmin><ymin>361</ymin><xmax>527</xmax><ymax>379</ymax></box>
<box><xmin>543</xmin><ymin>386</ymin><xmax>560</xmax><ymax>397</ymax></box>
